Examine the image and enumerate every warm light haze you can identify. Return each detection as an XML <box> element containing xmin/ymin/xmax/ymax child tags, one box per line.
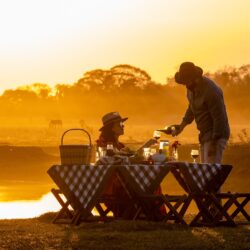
<box><xmin>0</xmin><ymin>0</ymin><xmax>250</xmax><ymax>93</ymax></box>
<box><xmin>0</xmin><ymin>193</ymin><xmax>60</xmax><ymax>219</ymax></box>
<box><xmin>0</xmin><ymin>1</ymin><xmax>249</xmax><ymax>246</ymax></box>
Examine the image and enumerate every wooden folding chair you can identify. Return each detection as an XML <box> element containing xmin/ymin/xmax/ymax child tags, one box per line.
<box><xmin>169</xmin><ymin>162</ymin><xmax>237</xmax><ymax>227</ymax></box>
<box><xmin>48</xmin><ymin>164</ymin><xmax>116</xmax><ymax>224</ymax></box>
<box><xmin>95</xmin><ymin>182</ymin><xmax>138</xmax><ymax>219</ymax></box>
<box><xmin>133</xmin><ymin>193</ymin><xmax>191</xmax><ymax>224</ymax></box>
<box><xmin>162</xmin><ymin>194</ymin><xmax>192</xmax><ymax>224</ymax></box>
<box><xmin>218</xmin><ymin>192</ymin><xmax>250</xmax><ymax>222</ymax></box>
<box><xmin>50</xmin><ymin>188</ymin><xmax>74</xmax><ymax>223</ymax></box>
<box><xmin>191</xmin><ymin>192</ymin><xmax>250</xmax><ymax>225</ymax></box>
<box><xmin>189</xmin><ymin>192</ymin><xmax>236</xmax><ymax>227</ymax></box>
<box><xmin>118</xmin><ymin>164</ymin><xmax>190</xmax><ymax>224</ymax></box>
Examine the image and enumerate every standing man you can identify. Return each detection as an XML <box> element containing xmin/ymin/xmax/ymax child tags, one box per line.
<box><xmin>167</xmin><ymin>62</ymin><xmax>230</xmax><ymax>164</ymax></box>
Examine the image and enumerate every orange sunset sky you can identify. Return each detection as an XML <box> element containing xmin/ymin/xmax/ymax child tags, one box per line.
<box><xmin>0</xmin><ymin>0</ymin><xmax>249</xmax><ymax>93</ymax></box>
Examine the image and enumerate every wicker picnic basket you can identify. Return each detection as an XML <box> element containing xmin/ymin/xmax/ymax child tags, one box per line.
<box><xmin>59</xmin><ymin>128</ymin><xmax>92</xmax><ymax>165</ymax></box>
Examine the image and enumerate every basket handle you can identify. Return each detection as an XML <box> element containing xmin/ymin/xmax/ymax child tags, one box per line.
<box><xmin>61</xmin><ymin>128</ymin><xmax>92</xmax><ymax>146</ymax></box>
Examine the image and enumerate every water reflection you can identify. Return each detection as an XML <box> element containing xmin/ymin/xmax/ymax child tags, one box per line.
<box><xmin>0</xmin><ymin>192</ymin><xmax>60</xmax><ymax>219</ymax></box>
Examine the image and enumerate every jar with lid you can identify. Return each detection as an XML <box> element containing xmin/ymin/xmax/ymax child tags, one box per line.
<box><xmin>159</xmin><ymin>140</ymin><xmax>170</xmax><ymax>160</ymax></box>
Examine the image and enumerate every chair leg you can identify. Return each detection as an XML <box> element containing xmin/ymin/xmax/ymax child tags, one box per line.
<box><xmin>220</xmin><ymin>194</ymin><xmax>250</xmax><ymax>223</ymax></box>
<box><xmin>209</xmin><ymin>194</ymin><xmax>236</xmax><ymax>227</ymax></box>
<box><xmin>179</xmin><ymin>195</ymin><xmax>192</xmax><ymax>218</ymax></box>
<box><xmin>53</xmin><ymin>200</ymin><xmax>73</xmax><ymax>223</ymax></box>
<box><xmin>190</xmin><ymin>194</ymin><xmax>236</xmax><ymax>227</ymax></box>
<box><xmin>51</xmin><ymin>189</ymin><xmax>74</xmax><ymax>223</ymax></box>
<box><xmin>161</xmin><ymin>195</ymin><xmax>187</xmax><ymax>225</ymax></box>
<box><xmin>133</xmin><ymin>207</ymin><xmax>143</xmax><ymax>220</ymax></box>
<box><xmin>135</xmin><ymin>195</ymin><xmax>190</xmax><ymax>223</ymax></box>
<box><xmin>136</xmin><ymin>198</ymin><xmax>156</xmax><ymax>221</ymax></box>
<box><xmin>132</xmin><ymin>195</ymin><xmax>164</xmax><ymax>221</ymax></box>
<box><xmin>95</xmin><ymin>203</ymin><xmax>108</xmax><ymax>217</ymax></box>
<box><xmin>230</xmin><ymin>196</ymin><xmax>250</xmax><ymax>221</ymax></box>
<box><xmin>190</xmin><ymin>196</ymin><xmax>215</xmax><ymax>226</ymax></box>
<box><xmin>72</xmin><ymin>210</ymin><xmax>82</xmax><ymax>225</ymax></box>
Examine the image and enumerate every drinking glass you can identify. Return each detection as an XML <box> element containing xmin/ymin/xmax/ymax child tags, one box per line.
<box><xmin>153</xmin><ymin>130</ymin><xmax>161</xmax><ymax>140</ymax></box>
<box><xmin>98</xmin><ymin>147</ymin><xmax>107</xmax><ymax>158</ymax></box>
<box><xmin>191</xmin><ymin>149</ymin><xmax>199</xmax><ymax>163</ymax></box>
<box><xmin>143</xmin><ymin>147</ymin><xmax>150</xmax><ymax>160</ymax></box>
<box><xmin>150</xmin><ymin>148</ymin><xmax>157</xmax><ymax>156</ymax></box>
<box><xmin>106</xmin><ymin>142</ymin><xmax>114</xmax><ymax>156</ymax></box>
<box><xmin>107</xmin><ymin>142</ymin><xmax>113</xmax><ymax>150</ymax></box>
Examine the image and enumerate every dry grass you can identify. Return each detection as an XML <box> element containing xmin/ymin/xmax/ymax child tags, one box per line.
<box><xmin>0</xmin><ymin>215</ymin><xmax>249</xmax><ymax>250</ymax></box>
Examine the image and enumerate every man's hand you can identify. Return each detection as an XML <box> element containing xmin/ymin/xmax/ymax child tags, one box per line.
<box><xmin>170</xmin><ymin>124</ymin><xmax>184</xmax><ymax>137</ymax></box>
<box><xmin>163</xmin><ymin>126</ymin><xmax>173</xmax><ymax>135</ymax></box>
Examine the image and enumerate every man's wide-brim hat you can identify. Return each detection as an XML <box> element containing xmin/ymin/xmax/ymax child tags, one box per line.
<box><xmin>175</xmin><ymin>62</ymin><xmax>203</xmax><ymax>84</ymax></box>
<box><xmin>99</xmin><ymin>112</ymin><xmax>128</xmax><ymax>131</ymax></box>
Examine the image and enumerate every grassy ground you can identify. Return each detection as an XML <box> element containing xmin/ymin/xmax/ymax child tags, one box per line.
<box><xmin>0</xmin><ymin>214</ymin><xmax>249</xmax><ymax>250</ymax></box>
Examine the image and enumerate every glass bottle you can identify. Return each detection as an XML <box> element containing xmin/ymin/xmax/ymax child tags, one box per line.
<box><xmin>171</xmin><ymin>140</ymin><xmax>181</xmax><ymax>161</ymax></box>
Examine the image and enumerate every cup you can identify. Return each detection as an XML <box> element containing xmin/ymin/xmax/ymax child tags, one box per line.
<box><xmin>191</xmin><ymin>149</ymin><xmax>199</xmax><ymax>163</ymax></box>
<box><xmin>143</xmin><ymin>147</ymin><xmax>150</xmax><ymax>160</ymax></box>
<box><xmin>107</xmin><ymin>142</ymin><xmax>114</xmax><ymax>156</ymax></box>
<box><xmin>150</xmin><ymin>148</ymin><xmax>157</xmax><ymax>155</ymax></box>
<box><xmin>153</xmin><ymin>130</ymin><xmax>161</xmax><ymax>140</ymax></box>
<box><xmin>98</xmin><ymin>146</ymin><xmax>107</xmax><ymax>158</ymax></box>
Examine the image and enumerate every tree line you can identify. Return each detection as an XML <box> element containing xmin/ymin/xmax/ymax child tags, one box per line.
<box><xmin>0</xmin><ymin>64</ymin><xmax>249</xmax><ymax>125</ymax></box>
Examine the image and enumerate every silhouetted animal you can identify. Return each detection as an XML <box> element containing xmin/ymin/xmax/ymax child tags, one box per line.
<box><xmin>49</xmin><ymin>120</ymin><xmax>63</xmax><ymax>129</ymax></box>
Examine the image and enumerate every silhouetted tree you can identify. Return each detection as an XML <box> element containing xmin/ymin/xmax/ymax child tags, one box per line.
<box><xmin>0</xmin><ymin>64</ymin><xmax>249</xmax><ymax>125</ymax></box>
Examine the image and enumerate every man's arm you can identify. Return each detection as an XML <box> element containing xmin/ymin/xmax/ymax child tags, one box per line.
<box><xmin>180</xmin><ymin>105</ymin><xmax>194</xmax><ymax>129</ymax></box>
<box><xmin>171</xmin><ymin>105</ymin><xmax>194</xmax><ymax>136</ymax></box>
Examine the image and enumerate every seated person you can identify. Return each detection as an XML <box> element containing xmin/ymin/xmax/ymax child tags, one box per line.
<box><xmin>96</xmin><ymin>112</ymin><xmax>130</xmax><ymax>217</ymax></box>
<box><xmin>96</xmin><ymin>112</ymin><xmax>128</xmax><ymax>152</ymax></box>
<box><xmin>96</xmin><ymin>111</ymin><xmax>165</xmax><ymax>218</ymax></box>
<box><xmin>96</xmin><ymin>112</ymin><xmax>157</xmax><ymax>157</ymax></box>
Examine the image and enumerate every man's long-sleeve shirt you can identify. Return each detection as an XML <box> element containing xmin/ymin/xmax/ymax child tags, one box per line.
<box><xmin>182</xmin><ymin>76</ymin><xmax>230</xmax><ymax>143</ymax></box>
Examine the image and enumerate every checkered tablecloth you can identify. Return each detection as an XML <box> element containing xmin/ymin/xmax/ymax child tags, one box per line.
<box><xmin>167</xmin><ymin>162</ymin><xmax>232</xmax><ymax>193</ymax></box>
<box><xmin>48</xmin><ymin>164</ymin><xmax>112</xmax><ymax>211</ymax></box>
<box><xmin>186</xmin><ymin>162</ymin><xmax>222</xmax><ymax>191</ymax></box>
<box><xmin>123</xmin><ymin>164</ymin><xmax>167</xmax><ymax>193</ymax></box>
<box><xmin>48</xmin><ymin>162</ymin><xmax>229</xmax><ymax>215</ymax></box>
